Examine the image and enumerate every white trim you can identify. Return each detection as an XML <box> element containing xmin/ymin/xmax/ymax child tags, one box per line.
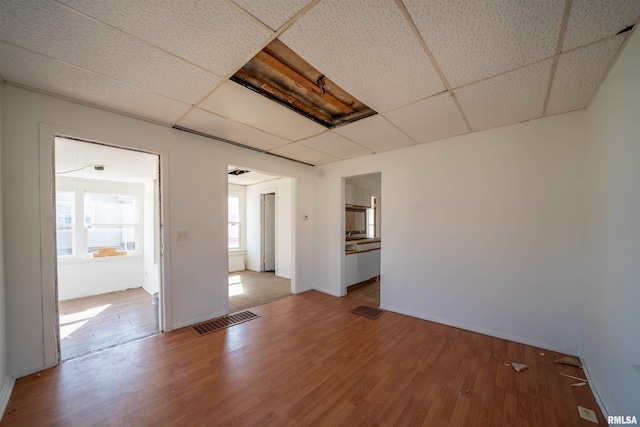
<box><xmin>581</xmin><ymin>358</ymin><xmax>610</xmax><ymax>423</ymax></box>
<box><xmin>312</xmin><ymin>286</ymin><xmax>343</xmax><ymax>298</ymax></box>
<box><xmin>38</xmin><ymin>122</ymin><xmax>172</xmax><ymax>371</ymax></box>
<box><xmin>379</xmin><ymin>303</ymin><xmax>580</xmax><ymax>356</ymax></box>
<box><xmin>0</xmin><ymin>375</ymin><xmax>15</xmax><ymax>421</ymax></box>
<box><xmin>38</xmin><ymin>124</ymin><xmax>59</xmax><ymax>369</ymax></box>
<box><xmin>224</xmin><ymin>156</ymin><xmax>299</xmax><ymax>297</ymax></box>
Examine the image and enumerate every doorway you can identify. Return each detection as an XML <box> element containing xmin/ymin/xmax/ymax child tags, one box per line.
<box><xmin>343</xmin><ymin>173</ymin><xmax>382</xmax><ymax>306</ymax></box>
<box><xmin>227</xmin><ymin>164</ymin><xmax>295</xmax><ymax>313</ymax></box>
<box><xmin>262</xmin><ymin>192</ymin><xmax>276</xmax><ymax>273</ymax></box>
<box><xmin>54</xmin><ymin>137</ymin><xmax>162</xmax><ymax>360</ymax></box>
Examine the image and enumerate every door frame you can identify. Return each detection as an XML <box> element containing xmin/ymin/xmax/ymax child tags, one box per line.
<box><xmin>261</xmin><ymin>192</ymin><xmax>276</xmax><ymax>273</ymax></box>
<box><xmin>39</xmin><ymin>123</ymin><xmax>171</xmax><ymax>367</ymax></box>
<box><xmin>224</xmin><ymin>159</ymin><xmax>297</xmax><ymax>295</ymax></box>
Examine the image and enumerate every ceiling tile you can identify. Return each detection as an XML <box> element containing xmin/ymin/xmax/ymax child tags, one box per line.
<box><xmin>57</xmin><ymin>0</ymin><xmax>273</xmax><ymax>76</ymax></box>
<box><xmin>334</xmin><ymin>115</ymin><xmax>415</xmax><ymax>153</ymax></box>
<box><xmin>200</xmin><ymin>81</ymin><xmax>326</xmax><ymax>141</ymax></box>
<box><xmin>563</xmin><ymin>0</ymin><xmax>640</xmax><ymax>51</ymax></box>
<box><xmin>232</xmin><ymin>0</ymin><xmax>313</xmax><ymax>31</ymax></box>
<box><xmin>297</xmin><ymin>132</ymin><xmax>372</xmax><ymax>160</ymax></box>
<box><xmin>0</xmin><ymin>42</ymin><xmax>190</xmax><ymax>124</ymax></box>
<box><xmin>0</xmin><ymin>0</ymin><xmax>220</xmax><ymax>104</ymax></box>
<box><xmin>384</xmin><ymin>93</ymin><xmax>468</xmax><ymax>143</ymax></box>
<box><xmin>268</xmin><ymin>143</ymin><xmax>340</xmax><ymax>165</ymax></box>
<box><xmin>455</xmin><ymin>59</ymin><xmax>552</xmax><ymax>132</ymax></box>
<box><xmin>176</xmin><ymin>108</ymin><xmax>289</xmax><ymax>151</ymax></box>
<box><xmin>56</xmin><ymin>137</ymin><xmax>158</xmax><ymax>183</ymax></box>
<box><xmin>547</xmin><ymin>35</ymin><xmax>627</xmax><ymax>116</ymax></box>
<box><xmin>404</xmin><ymin>0</ymin><xmax>564</xmax><ymax>88</ymax></box>
<box><xmin>279</xmin><ymin>0</ymin><xmax>444</xmax><ymax>113</ymax></box>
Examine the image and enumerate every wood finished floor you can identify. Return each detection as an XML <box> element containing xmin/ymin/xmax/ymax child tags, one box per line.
<box><xmin>3</xmin><ymin>290</ymin><xmax>605</xmax><ymax>426</ymax></box>
<box><xmin>59</xmin><ymin>288</ymin><xmax>158</xmax><ymax>361</ymax></box>
<box><xmin>346</xmin><ymin>279</ymin><xmax>380</xmax><ymax>305</ymax></box>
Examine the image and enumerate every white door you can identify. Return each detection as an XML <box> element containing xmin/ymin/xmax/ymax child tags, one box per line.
<box><xmin>262</xmin><ymin>193</ymin><xmax>276</xmax><ymax>272</ymax></box>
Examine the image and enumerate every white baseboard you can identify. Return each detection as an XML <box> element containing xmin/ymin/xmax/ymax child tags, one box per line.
<box><xmin>379</xmin><ymin>303</ymin><xmax>578</xmax><ymax>356</ymax></box>
<box><xmin>581</xmin><ymin>358</ymin><xmax>610</xmax><ymax>422</ymax></box>
<box><xmin>312</xmin><ymin>286</ymin><xmax>343</xmax><ymax>297</ymax></box>
<box><xmin>0</xmin><ymin>375</ymin><xmax>15</xmax><ymax>421</ymax></box>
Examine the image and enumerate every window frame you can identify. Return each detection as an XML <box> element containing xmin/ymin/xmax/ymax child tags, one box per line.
<box><xmin>55</xmin><ymin>176</ymin><xmax>144</xmax><ymax>260</ymax></box>
<box><xmin>228</xmin><ymin>189</ymin><xmax>245</xmax><ymax>251</ymax></box>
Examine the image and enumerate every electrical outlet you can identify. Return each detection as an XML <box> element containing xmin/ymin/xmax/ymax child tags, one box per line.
<box><xmin>176</xmin><ymin>230</ymin><xmax>189</xmax><ymax>241</ymax></box>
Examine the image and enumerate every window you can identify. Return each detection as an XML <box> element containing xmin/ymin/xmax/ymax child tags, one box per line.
<box><xmin>85</xmin><ymin>193</ymin><xmax>138</xmax><ymax>254</ymax></box>
<box><xmin>367</xmin><ymin>196</ymin><xmax>377</xmax><ymax>238</ymax></box>
<box><xmin>228</xmin><ymin>196</ymin><xmax>241</xmax><ymax>249</ymax></box>
<box><xmin>56</xmin><ymin>191</ymin><xmax>75</xmax><ymax>256</ymax></box>
<box><xmin>55</xmin><ymin>179</ymin><xmax>143</xmax><ymax>259</ymax></box>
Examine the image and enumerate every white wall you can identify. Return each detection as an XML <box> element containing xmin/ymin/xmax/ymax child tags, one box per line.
<box><xmin>55</xmin><ymin>177</ymin><xmax>146</xmax><ymax>300</ymax></box>
<box><xmin>0</xmin><ymin>83</ymin><xmax>14</xmax><ymax>420</ymax></box>
<box><xmin>0</xmin><ymin>85</ymin><xmax>314</xmax><ymax>377</ymax></box>
<box><xmin>58</xmin><ymin>257</ymin><xmax>145</xmax><ymax>301</ymax></box>
<box><xmin>583</xmin><ymin>29</ymin><xmax>640</xmax><ymax>417</ymax></box>
<box><xmin>246</xmin><ymin>177</ymin><xmax>293</xmax><ymax>279</ymax></box>
<box><xmin>314</xmin><ymin>111</ymin><xmax>587</xmax><ymax>355</ymax></box>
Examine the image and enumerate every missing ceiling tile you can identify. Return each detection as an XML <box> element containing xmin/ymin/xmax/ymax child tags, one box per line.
<box><xmin>228</xmin><ymin>168</ymin><xmax>250</xmax><ymax>176</ymax></box>
<box><xmin>616</xmin><ymin>24</ymin><xmax>634</xmax><ymax>35</ymax></box>
<box><xmin>231</xmin><ymin>39</ymin><xmax>377</xmax><ymax>128</ymax></box>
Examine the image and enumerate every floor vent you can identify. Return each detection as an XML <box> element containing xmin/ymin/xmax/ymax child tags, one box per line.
<box><xmin>350</xmin><ymin>305</ymin><xmax>384</xmax><ymax>320</ymax></box>
<box><xmin>190</xmin><ymin>311</ymin><xmax>259</xmax><ymax>336</ymax></box>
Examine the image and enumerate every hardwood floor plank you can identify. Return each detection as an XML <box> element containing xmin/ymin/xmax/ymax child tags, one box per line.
<box><xmin>2</xmin><ymin>290</ymin><xmax>607</xmax><ymax>426</ymax></box>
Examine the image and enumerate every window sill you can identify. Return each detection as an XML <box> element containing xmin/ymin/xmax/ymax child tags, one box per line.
<box><xmin>228</xmin><ymin>249</ymin><xmax>246</xmax><ymax>254</ymax></box>
<box><xmin>57</xmin><ymin>254</ymin><xmax>143</xmax><ymax>264</ymax></box>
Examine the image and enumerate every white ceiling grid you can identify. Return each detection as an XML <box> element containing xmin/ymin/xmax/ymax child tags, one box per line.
<box><xmin>562</xmin><ymin>0</ymin><xmax>640</xmax><ymax>50</ymax></box>
<box><xmin>279</xmin><ymin>0</ymin><xmax>445</xmax><ymax>113</ymax></box>
<box><xmin>403</xmin><ymin>0</ymin><xmax>565</xmax><ymax>88</ymax></box>
<box><xmin>0</xmin><ymin>41</ymin><xmax>191</xmax><ymax>124</ymax></box>
<box><xmin>231</xmin><ymin>0</ymin><xmax>315</xmax><ymax>31</ymax></box>
<box><xmin>456</xmin><ymin>60</ymin><xmax>553</xmax><ymax>131</ymax></box>
<box><xmin>334</xmin><ymin>115</ymin><xmax>416</xmax><ymax>153</ymax></box>
<box><xmin>0</xmin><ymin>0</ymin><xmax>638</xmax><ymax>165</ymax></box>
<box><xmin>56</xmin><ymin>0</ymin><xmax>273</xmax><ymax>76</ymax></box>
<box><xmin>384</xmin><ymin>93</ymin><xmax>469</xmax><ymax>143</ymax></box>
<box><xmin>200</xmin><ymin>81</ymin><xmax>326</xmax><ymax>141</ymax></box>
<box><xmin>0</xmin><ymin>0</ymin><xmax>220</xmax><ymax>104</ymax></box>
<box><xmin>297</xmin><ymin>132</ymin><xmax>373</xmax><ymax>160</ymax></box>
<box><xmin>177</xmin><ymin>108</ymin><xmax>290</xmax><ymax>152</ymax></box>
<box><xmin>270</xmin><ymin>143</ymin><xmax>340</xmax><ymax>165</ymax></box>
<box><xmin>547</xmin><ymin>35</ymin><xmax>627</xmax><ymax>116</ymax></box>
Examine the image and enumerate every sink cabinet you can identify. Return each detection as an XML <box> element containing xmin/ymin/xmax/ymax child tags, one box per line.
<box><xmin>346</xmin><ymin>242</ymin><xmax>380</xmax><ymax>287</ymax></box>
<box><xmin>345</xmin><ymin>252</ymin><xmax>358</xmax><ymax>286</ymax></box>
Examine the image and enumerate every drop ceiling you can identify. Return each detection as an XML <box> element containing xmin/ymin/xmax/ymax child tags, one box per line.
<box><xmin>228</xmin><ymin>164</ymin><xmax>281</xmax><ymax>186</ymax></box>
<box><xmin>55</xmin><ymin>137</ymin><xmax>158</xmax><ymax>183</ymax></box>
<box><xmin>1</xmin><ymin>0</ymin><xmax>638</xmax><ymax>166</ymax></box>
